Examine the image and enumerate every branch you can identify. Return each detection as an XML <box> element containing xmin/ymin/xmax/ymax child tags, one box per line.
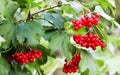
<box><xmin>28</xmin><ymin>4</ymin><xmax>62</xmax><ymax>19</ymax></box>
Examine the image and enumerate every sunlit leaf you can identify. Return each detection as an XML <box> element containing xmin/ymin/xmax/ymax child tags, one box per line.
<box><xmin>0</xmin><ymin>0</ymin><xmax>18</xmax><ymax>19</ymax></box>
<box><xmin>0</xmin><ymin>36</ymin><xmax>5</xmax><ymax>47</ymax></box>
<box><xmin>79</xmin><ymin>50</ymin><xmax>97</xmax><ymax>75</ymax></box>
<box><xmin>0</xmin><ymin>21</ymin><xmax>15</xmax><ymax>49</ymax></box>
<box><xmin>105</xmin><ymin>55</ymin><xmax>120</xmax><ymax>75</ymax></box>
<box><xmin>69</xmin><ymin>1</ymin><xmax>83</xmax><ymax>13</ymax></box>
<box><xmin>94</xmin><ymin>6</ymin><xmax>120</xmax><ymax>29</ymax></box>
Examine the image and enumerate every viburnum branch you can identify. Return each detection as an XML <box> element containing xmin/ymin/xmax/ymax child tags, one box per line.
<box><xmin>28</xmin><ymin>4</ymin><xmax>62</xmax><ymax>19</ymax></box>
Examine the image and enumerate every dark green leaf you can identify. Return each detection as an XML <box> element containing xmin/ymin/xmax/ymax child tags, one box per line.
<box><xmin>42</xmin><ymin>12</ymin><xmax>64</xmax><ymax>29</ymax></box>
<box><xmin>43</xmin><ymin>30</ymin><xmax>58</xmax><ymax>41</ymax></box>
<box><xmin>93</xmin><ymin>24</ymin><xmax>107</xmax><ymax>41</ymax></box>
<box><xmin>16</xmin><ymin>20</ymin><xmax>44</xmax><ymax>46</ymax></box>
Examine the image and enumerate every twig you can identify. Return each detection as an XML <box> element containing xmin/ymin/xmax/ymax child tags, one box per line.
<box><xmin>28</xmin><ymin>4</ymin><xmax>62</xmax><ymax>19</ymax></box>
<box><xmin>99</xmin><ymin>63</ymin><xmax>107</xmax><ymax>71</ymax></box>
<box><xmin>0</xmin><ymin>47</ymin><xmax>12</xmax><ymax>53</ymax></box>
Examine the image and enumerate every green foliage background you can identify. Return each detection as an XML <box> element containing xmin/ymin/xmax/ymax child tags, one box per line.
<box><xmin>0</xmin><ymin>0</ymin><xmax>120</xmax><ymax>75</ymax></box>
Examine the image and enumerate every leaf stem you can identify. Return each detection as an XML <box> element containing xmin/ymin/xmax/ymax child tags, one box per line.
<box><xmin>27</xmin><ymin>4</ymin><xmax>62</xmax><ymax>19</ymax></box>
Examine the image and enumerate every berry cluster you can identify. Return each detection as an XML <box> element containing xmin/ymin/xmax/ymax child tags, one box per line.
<box><xmin>73</xmin><ymin>34</ymin><xmax>105</xmax><ymax>50</ymax></box>
<box><xmin>7</xmin><ymin>49</ymin><xmax>42</xmax><ymax>65</ymax></box>
<box><xmin>63</xmin><ymin>54</ymin><xmax>81</xmax><ymax>73</ymax></box>
<box><xmin>72</xmin><ymin>14</ymin><xmax>100</xmax><ymax>30</ymax></box>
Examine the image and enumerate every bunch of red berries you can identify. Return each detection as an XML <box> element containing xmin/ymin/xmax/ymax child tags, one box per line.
<box><xmin>7</xmin><ymin>49</ymin><xmax>42</xmax><ymax>65</ymax></box>
<box><xmin>63</xmin><ymin>54</ymin><xmax>81</xmax><ymax>73</ymax></box>
<box><xmin>72</xmin><ymin>14</ymin><xmax>100</xmax><ymax>30</ymax></box>
<box><xmin>73</xmin><ymin>34</ymin><xmax>105</xmax><ymax>50</ymax></box>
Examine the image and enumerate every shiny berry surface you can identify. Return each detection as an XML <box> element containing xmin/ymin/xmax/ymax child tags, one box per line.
<box><xmin>72</xmin><ymin>14</ymin><xmax>100</xmax><ymax>30</ymax></box>
<box><xmin>63</xmin><ymin>54</ymin><xmax>81</xmax><ymax>73</ymax></box>
<box><xmin>73</xmin><ymin>34</ymin><xmax>105</xmax><ymax>50</ymax></box>
<box><xmin>7</xmin><ymin>49</ymin><xmax>42</xmax><ymax>65</ymax></box>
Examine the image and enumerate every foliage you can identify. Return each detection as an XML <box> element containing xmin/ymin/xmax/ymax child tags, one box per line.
<box><xmin>0</xmin><ymin>0</ymin><xmax>120</xmax><ymax>75</ymax></box>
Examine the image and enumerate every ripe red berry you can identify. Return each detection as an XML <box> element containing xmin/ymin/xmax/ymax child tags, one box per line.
<box><xmin>7</xmin><ymin>48</ymin><xmax>42</xmax><ymax>66</ymax></box>
<box><xmin>73</xmin><ymin>34</ymin><xmax>105</xmax><ymax>50</ymax></box>
<box><xmin>63</xmin><ymin>54</ymin><xmax>81</xmax><ymax>73</ymax></box>
<box><xmin>72</xmin><ymin>13</ymin><xmax>100</xmax><ymax>30</ymax></box>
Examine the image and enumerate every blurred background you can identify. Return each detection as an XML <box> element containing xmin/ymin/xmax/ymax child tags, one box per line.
<box><xmin>0</xmin><ymin>0</ymin><xmax>120</xmax><ymax>75</ymax></box>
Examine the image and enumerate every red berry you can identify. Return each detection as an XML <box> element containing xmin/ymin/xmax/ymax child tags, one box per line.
<box><xmin>7</xmin><ymin>48</ymin><xmax>43</xmax><ymax>66</ymax></box>
<box><xmin>72</xmin><ymin>13</ymin><xmax>100</xmax><ymax>30</ymax></box>
<box><xmin>63</xmin><ymin>54</ymin><xmax>81</xmax><ymax>73</ymax></box>
<box><xmin>29</xmin><ymin>58</ymin><xmax>34</xmax><ymax>62</ymax></box>
<box><xmin>95</xmin><ymin>13</ymin><xmax>100</xmax><ymax>18</ymax></box>
<box><xmin>73</xmin><ymin>34</ymin><xmax>105</xmax><ymax>50</ymax></box>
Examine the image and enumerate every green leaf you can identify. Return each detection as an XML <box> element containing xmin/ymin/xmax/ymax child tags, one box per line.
<box><xmin>42</xmin><ymin>12</ymin><xmax>64</xmax><ymax>29</ymax></box>
<box><xmin>66</xmin><ymin>27</ymin><xmax>87</xmax><ymax>35</ymax></box>
<box><xmin>61</xmin><ymin>4</ymin><xmax>77</xmax><ymax>17</ymax></box>
<box><xmin>0</xmin><ymin>36</ymin><xmax>5</xmax><ymax>47</ymax></box>
<box><xmin>93</xmin><ymin>24</ymin><xmax>107</xmax><ymax>41</ymax></box>
<box><xmin>94</xmin><ymin>6</ymin><xmax>120</xmax><ymax>29</ymax></box>
<box><xmin>16</xmin><ymin>20</ymin><xmax>44</xmax><ymax>46</ymax></box>
<box><xmin>26</xmin><ymin>62</ymin><xmax>45</xmax><ymax>75</ymax></box>
<box><xmin>60</xmin><ymin>0</ymin><xmax>83</xmax><ymax>13</ymax></box>
<box><xmin>108</xmin><ymin>36</ymin><xmax>120</xmax><ymax>47</ymax></box>
<box><xmin>0</xmin><ymin>21</ymin><xmax>15</xmax><ymax>49</ymax></box>
<box><xmin>95</xmin><ymin>0</ymin><xmax>114</xmax><ymax>11</ymax></box>
<box><xmin>49</xmin><ymin>32</ymin><xmax>73</xmax><ymax>61</ymax></box>
<box><xmin>0</xmin><ymin>55</ymin><xmax>10</xmax><ymax>75</ymax></box>
<box><xmin>12</xmin><ymin>0</ymin><xmax>27</xmax><ymax>9</ymax></box>
<box><xmin>0</xmin><ymin>0</ymin><xmax>18</xmax><ymax>49</ymax></box>
<box><xmin>69</xmin><ymin>1</ymin><xmax>83</xmax><ymax>13</ymax></box>
<box><xmin>79</xmin><ymin>50</ymin><xmax>97</xmax><ymax>75</ymax></box>
<box><xmin>94</xmin><ymin>6</ymin><xmax>113</xmax><ymax>21</ymax></box>
<box><xmin>39</xmin><ymin>19</ymin><xmax>53</xmax><ymax>27</ymax></box>
<box><xmin>105</xmin><ymin>55</ymin><xmax>120</xmax><ymax>75</ymax></box>
<box><xmin>81</xmin><ymin>69</ymin><xmax>89</xmax><ymax>75</ymax></box>
<box><xmin>0</xmin><ymin>0</ymin><xmax>18</xmax><ymax>20</ymax></box>
<box><xmin>43</xmin><ymin>30</ymin><xmax>58</xmax><ymax>41</ymax></box>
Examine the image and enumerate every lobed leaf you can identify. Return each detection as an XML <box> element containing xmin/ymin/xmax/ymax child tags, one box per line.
<box><xmin>79</xmin><ymin>50</ymin><xmax>97</xmax><ymax>75</ymax></box>
<box><xmin>16</xmin><ymin>20</ymin><xmax>44</xmax><ymax>46</ymax></box>
<box><xmin>49</xmin><ymin>32</ymin><xmax>73</xmax><ymax>61</ymax></box>
<box><xmin>42</xmin><ymin>12</ymin><xmax>64</xmax><ymax>29</ymax></box>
